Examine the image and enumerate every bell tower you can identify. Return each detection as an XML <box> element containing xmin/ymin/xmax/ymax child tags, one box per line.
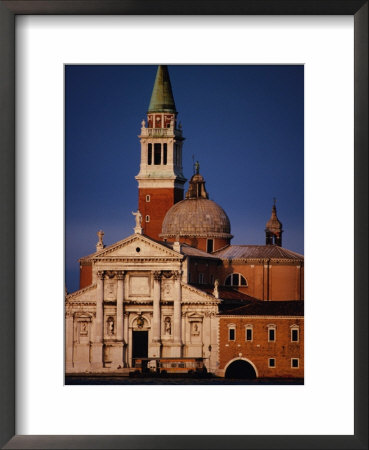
<box><xmin>136</xmin><ymin>65</ymin><xmax>186</xmax><ymax>240</ymax></box>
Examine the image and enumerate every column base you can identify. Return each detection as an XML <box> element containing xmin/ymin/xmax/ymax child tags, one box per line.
<box><xmin>105</xmin><ymin>341</ymin><xmax>124</xmax><ymax>369</ymax></box>
<box><xmin>90</xmin><ymin>342</ymin><xmax>103</xmax><ymax>369</ymax></box>
<box><xmin>170</xmin><ymin>342</ymin><xmax>183</xmax><ymax>358</ymax></box>
<box><xmin>149</xmin><ymin>342</ymin><xmax>162</xmax><ymax>358</ymax></box>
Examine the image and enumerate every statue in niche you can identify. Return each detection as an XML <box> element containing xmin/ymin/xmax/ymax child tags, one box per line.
<box><xmin>107</xmin><ymin>317</ymin><xmax>114</xmax><ymax>336</ymax></box>
<box><xmin>192</xmin><ymin>322</ymin><xmax>200</xmax><ymax>335</ymax></box>
<box><xmin>80</xmin><ymin>322</ymin><xmax>88</xmax><ymax>336</ymax></box>
<box><xmin>164</xmin><ymin>317</ymin><xmax>171</xmax><ymax>335</ymax></box>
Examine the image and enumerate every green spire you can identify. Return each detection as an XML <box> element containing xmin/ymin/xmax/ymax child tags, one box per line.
<box><xmin>148</xmin><ymin>65</ymin><xmax>177</xmax><ymax>113</ymax></box>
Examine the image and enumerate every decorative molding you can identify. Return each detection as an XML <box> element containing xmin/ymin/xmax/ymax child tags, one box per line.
<box><xmin>97</xmin><ymin>270</ymin><xmax>105</xmax><ymax>280</ymax></box>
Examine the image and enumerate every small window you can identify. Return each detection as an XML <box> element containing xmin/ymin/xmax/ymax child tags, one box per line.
<box><xmin>146</xmin><ymin>195</ymin><xmax>151</xmax><ymax>202</ymax></box>
<box><xmin>198</xmin><ymin>273</ymin><xmax>205</xmax><ymax>284</ymax></box>
<box><xmin>207</xmin><ymin>239</ymin><xmax>214</xmax><ymax>253</ymax></box>
<box><xmin>163</xmin><ymin>143</ymin><xmax>167</xmax><ymax>165</ymax></box>
<box><xmin>224</xmin><ymin>273</ymin><xmax>247</xmax><ymax>287</ymax></box>
<box><xmin>145</xmin><ymin>215</ymin><xmax>150</xmax><ymax>223</ymax></box>
<box><xmin>269</xmin><ymin>358</ymin><xmax>276</xmax><ymax>368</ymax></box>
<box><xmin>291</xmin><ymin>328</ymin><xmax>299</xmax><ymax>342</ymax></box>
<box><xmin>268</xmin><ymin>327</ymin><xmax>276</xmax><ymax>342</ymax></box>
<box><xmin>291</xmin><ymin>358</ymin><xmax>299</xmax><ymax>368</ymax></box>
<box><xmin>245</xmin><ymin>326</ymin><xmax>253</xmax><ymax>341</ymax></box>
<box><xmin>229</xmin><ymin>328</ymin><xmax>235</xmax><ymax>341</ymax></box>
<box><xmin>148</xmin><ymin>144</ymin><xmax>152</xmax><ymax>165</ymax></box>
<box><xmin>154</xmin><ymin>143</ymin><xmax>161</xmax><ymax>165</ymax></box>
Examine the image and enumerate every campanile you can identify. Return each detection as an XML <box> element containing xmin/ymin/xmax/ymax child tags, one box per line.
<box><xmin>135</xmin><ymin>66</ymin><xmax>186</xmax><ymax>240</ymax></box>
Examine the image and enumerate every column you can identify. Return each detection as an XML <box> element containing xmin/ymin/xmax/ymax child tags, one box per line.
<box><xmin>116</xmin><ymin>271</ymin><xmax>125</xmax><ymax>342</ymax></box>
<box><xmin>65</xmin><ymin>313</ymin><xmax>74</xmax><ymax>372</ymax></box>
<box><xmin>172</xmin><ymin>270</ymin><xmax>183</xmax><ymax>357</ymax></box>
<box><xmin>123</xmin><ymin>313</ymin><xmax>129</xmax><ymax>367</ymax></box>
<box><xmin>113</xmin><ymin>271</ymin><xmax>125</xmax><ymax>369</ymax></box>
<box><xmin>152</xmin><ymin>271</ymin><xmax>161</xmax><ymax>342</ymax></box>
<box><xmin>91</xmin><ymin>270</ymin><xmax>104</xmax><ymax>369</ymax></box>
<box><xmin>150</xmin><ymin>271</ymin><xmax>162</xmax><ymax>357</ymax></box>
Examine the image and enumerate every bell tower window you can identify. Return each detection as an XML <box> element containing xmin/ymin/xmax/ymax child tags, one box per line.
<box><xmin>154</xmin><ymin>143</ymin><xmax>161</xmax><ymax>165</ymax></box>
<box><xmin>163</xmin><ymin>144</ymin><xmax>167</xmax><ymax>165</ymax></box>
<box><xmin>148</xmin><ymin>144</ymin><xmax>152</xmax><ymax>165</ymax></box>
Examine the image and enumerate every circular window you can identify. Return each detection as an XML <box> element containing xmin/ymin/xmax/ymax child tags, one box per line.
<box><xmin>136</xmin><ymin>247</ymin><xmax>141</xmax><ymax>253</ymax></box>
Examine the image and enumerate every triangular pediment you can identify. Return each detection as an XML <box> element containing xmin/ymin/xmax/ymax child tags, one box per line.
<box><xmin>85</xmin><ymin>233</ymin><xmax>182</xmax><ymax>260</ymax></box>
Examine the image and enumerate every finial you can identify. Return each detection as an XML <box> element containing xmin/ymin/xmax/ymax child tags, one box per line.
<box><xmin>132</xmin><ymin>210</ymin><xmax>143</xmax><ymax>234</ymax></box>
<box><xmin>96</xmin><ymin>229</ymin><xmax>105</xmax><ymax>251</ymax></box>
<box><xmin>141</xmin><ymin>119</ymin><xmax>146</xmax><ymax>128</ymax></box>
<box><xmin>194</xmin><ymin>160</ymin><xmax>200</xmax><ymax>175</ymax></box>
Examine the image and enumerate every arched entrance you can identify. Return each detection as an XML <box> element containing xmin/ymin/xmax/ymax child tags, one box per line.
<box><xmin>225</xmin><ymin>359</ymin><xmax>257</xmax><ymax>379</ymax></box>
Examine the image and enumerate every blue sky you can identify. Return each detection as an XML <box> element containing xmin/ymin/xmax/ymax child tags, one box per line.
<box><xmin>65</xmin><ymin>65</ymin><xmax>304</xmax><ymax>293</ymax></box>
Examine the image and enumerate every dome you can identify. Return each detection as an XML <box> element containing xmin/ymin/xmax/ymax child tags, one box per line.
<box><xmin>161</xmin><ymin>197</ymin><xmax>232</xmax><ymax>239</ymax></box>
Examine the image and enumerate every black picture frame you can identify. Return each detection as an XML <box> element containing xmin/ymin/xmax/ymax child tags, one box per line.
<box><xmin>0</xmin><ymin>1</ymin><xmax>367</xmax><ymax>449</ymax></box>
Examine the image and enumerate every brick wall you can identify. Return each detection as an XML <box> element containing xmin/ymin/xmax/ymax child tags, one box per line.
<box><xmin>219</xmin><ymin>316</ymin><xmax>304</xmax><ymax>378</ymax></box>
<box><xmin>138</xmin><ymin>187</ymin><xmax>183</xmax><ymax>240</ymax></box>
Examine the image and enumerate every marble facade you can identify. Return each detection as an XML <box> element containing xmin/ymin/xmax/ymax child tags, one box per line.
<box><xmin>65</xmin><ymin>233</ymin><xmax>219</xmax><ymax>374</ymax></box>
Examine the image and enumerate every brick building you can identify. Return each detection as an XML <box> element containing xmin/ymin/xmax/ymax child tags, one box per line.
<box><xmin>67</xmin><ymin>65</ymin><xmax>304</xmax><ymax>380</ymax></box>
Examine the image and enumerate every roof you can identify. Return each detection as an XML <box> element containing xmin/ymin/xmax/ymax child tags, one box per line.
<box><xmin>196</xmin><ymin>285</ymin><xmax>257</xmax><ymax>301</ymax></box>
<box><xmin>219</xmin><ymin>300</ymin><xmax>304</xmax><ymax>316</ymax></box>
<box><xmin>148</xmin><ymin>65</ymin><xmax>177</xmax><ymax>113</ymax></box>
<box><xmin>163</xmin><ymin>243</ymin><xmax>220</xmax><ymax>259</ymax></box>
<box><xmin>214</xmin><ymin>245</ymin><xmax>303</xmax><ymax>260</ymax></box>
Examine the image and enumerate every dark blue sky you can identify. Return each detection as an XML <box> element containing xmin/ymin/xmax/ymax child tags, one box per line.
<box><xmin>65</xmin><ymin>65</ymin><xmax>304</xmax><ymax>293</ymax></box>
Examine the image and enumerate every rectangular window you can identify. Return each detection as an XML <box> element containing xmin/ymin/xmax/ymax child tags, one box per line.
<box><xmin>207</xmin><ymin>239</ymin><xmax>214</xmax><ymax>253</ymax></box>
<box><xmin>291</xmin><ymin>358</ymin><xmax>299</xmax><ymax>368</ymax></box>
<box><xmin>145</xmin><ymin>195</ymin><xmax>150</xmax><ymax>202</ymax></box>
<box><xmin>198</xmin><ymin>273</ymin><xmax>204</xmax><ymax>284</ymax></box>
<box><xmin>229</xmin><ymin>328</ymin><xmax>235</xmax><ymax>341</ymax></box>
<box><xmin>154</xmin><ymin>143</ymin><xmax>161</xmax><ymax>165</ymax></box>
<box><xmin>269</xmin><ymin>358</ymin><xmax>276</xmax><ymax>368</ymax></box>
<box><xmin>148</xmin><ymin>144</ymin><xmax>152</xmax><ymax>165</ymax></box>
<box><xmin>291</xmin><ymin>329</ymin><xmax>299</xmax><ymax>342</ymax></box>
<box><xmin>163</xmin><ymin>143</ymin><xmax>167</xmax><ymax>165</ymax></box>
<box><xmin>268</xmin><ymin>328</ymin><xmax>275</xmax><ymax>341</ymax></box>
<box><xmin>246</xmin><ymin>328</ymin><xmax>253</xmax><ymax>341</ymax></box>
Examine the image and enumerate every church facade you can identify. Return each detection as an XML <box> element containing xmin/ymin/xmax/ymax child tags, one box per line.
<box><xmin>66</xmin><ymin>66</ymin><xmax>304</xmax><ymax>379</ymax></box>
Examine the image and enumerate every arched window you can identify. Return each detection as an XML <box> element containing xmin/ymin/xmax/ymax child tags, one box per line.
<box><xmin>224</xmin><ymin>273</ymin><xmax>247</xmax><ymax>287</ymax></box>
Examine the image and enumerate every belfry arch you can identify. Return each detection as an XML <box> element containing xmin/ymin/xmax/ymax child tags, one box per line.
<box><xmin>224</xmin><ymin>358</ymin><xmax>258</xmax><ymax>379</ymax></box>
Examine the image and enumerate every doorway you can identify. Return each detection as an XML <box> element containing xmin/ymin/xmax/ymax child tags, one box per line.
<box><xmin>132</xmin><ymin>330</ymin><xmax>148</xmax><ymax>364</ymax></box>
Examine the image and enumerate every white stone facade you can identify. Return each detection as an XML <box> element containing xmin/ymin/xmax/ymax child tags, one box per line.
<box><xmin>65</xmin><ymin>233</ymin><xmax>219</xmax><ymax>374</ymax></box>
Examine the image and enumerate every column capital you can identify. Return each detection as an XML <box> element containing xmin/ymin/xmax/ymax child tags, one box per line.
<box><xmin>172</xmin><ymin>270</ymin><xmax>182</xmax><ymax>280</ymax></box>
<box><xmin>97</xmin><ymin>270</ymin><xmax>105</xmax><ymax>280</ymax></box>
<box><xmin>116</xmin><ymin>270</ymin><xmax>125</xmax><ymax>280</ymax></box>
<box><xmin>153</xmin><ymin>270</ymin><xmax>162</xmax><ymax>281</ymax></box>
